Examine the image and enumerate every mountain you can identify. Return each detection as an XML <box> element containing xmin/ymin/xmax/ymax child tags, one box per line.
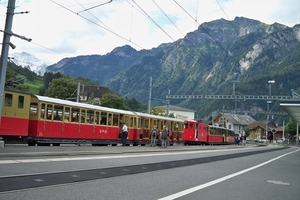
<box><xmin>46</xmin><ymin>45</ymin><xmax>148</xmax><ymax>85</ymax></box>
<box><xmin>9</xmin><ymin>52</ymin><xmax>50</xmax><ymax>75</ymax></box>
<box><xmin>45</xmin><ymin>17</ymin><xmax>300</xmax><ymax>122</ymax></box>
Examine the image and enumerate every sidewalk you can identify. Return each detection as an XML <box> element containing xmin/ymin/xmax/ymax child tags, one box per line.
<box><xmin>0</xmin><ymin>143</ymin><xmax>257</xmax><ymax>158</ymax></box>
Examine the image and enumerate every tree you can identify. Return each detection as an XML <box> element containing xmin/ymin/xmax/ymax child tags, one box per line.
<box><xmin>285</xmin><ymin>118</ymin><xmax>297</xmax><ymax>138</ymax></box>
<box><xmin>150</xmin><ymin>107</ymin><xmax>174</xmax><ymax>117</ymax></box>
<box><xmin>45</xmin><ymin>78</ymin><xmax>77</xmax><ymax>100</ymax></box>
<box><xmin>15</xmin><ymin>84</ymin><xmax>30</xmax><ymax>92</ymax></box>
<box><xmin>101</xmin><ymin>93</ymin><xmax>129</xmax><ymax>110</ymax></box>
<box><xmin>124</xmin><ymin>97</ymin><xmax>147</xmax><ymax>112</ymax></box>
<box><xmin>39</xmin><ymin>72</ymin><xmax>64</xmax><ymax>95</ymax></box>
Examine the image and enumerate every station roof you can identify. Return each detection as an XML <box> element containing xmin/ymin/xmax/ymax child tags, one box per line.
<box><xmin>280</xmin><ymin>100</ymin><xmax>300</xmax><ymax>125</ymax></box>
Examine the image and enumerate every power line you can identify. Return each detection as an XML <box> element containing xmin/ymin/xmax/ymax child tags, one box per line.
<box><xmin>173</xmin><ymin>0</ymin><xmax>241</xmax><ymax>68</ymax></box>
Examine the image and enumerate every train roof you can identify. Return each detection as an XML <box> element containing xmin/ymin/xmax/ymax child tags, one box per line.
<box><xmin>33</xmin><ymin>95</ymin><xmax>184</xmax><ymax>122</ymax></box>
<box><xmin>135</xmin><ymin>112</ymin><xmax>184</xmax><ymax>122</ymax></box>
<box><xmin>34</xmin><ymin>95</ymin><xmax>133</xmax><ymax>115</ymax></box>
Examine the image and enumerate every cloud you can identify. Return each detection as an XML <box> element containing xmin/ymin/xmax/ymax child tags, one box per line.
<box><xmin>0</xmin><ymin>0</ymin><xmax>299</xmax><ymax>65</ymax></box>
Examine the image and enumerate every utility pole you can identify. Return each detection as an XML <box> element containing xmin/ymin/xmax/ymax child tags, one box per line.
<box><xmin>0</xmin><ymin>0</ymin><xmax>31</xmax><ymax>122</ymax></box>
<box><xmin>0</xmin><ymin>0</ymin><xmax>16</xmax><ymax>122</ymax></box>
<box><xmin>166</xmin><ymin>89</ymin><xmax>170</xmax><ymax>117</ymax></box>
<box><xmin>147</xmin><ymin>77</ymin><xmax>152</xmax><ymax>114</ymax></box>
<box><xmin>76</xmin><ymin>82</ymin><xmax>80</xmax><ymax>102</ymax></box>
<box><xmin>232</xmin><ymin>81</ymin><xmax>239</xmax><ymax>114</ymax></box>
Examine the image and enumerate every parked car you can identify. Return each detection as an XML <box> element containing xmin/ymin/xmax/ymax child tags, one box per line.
<box><xmin>277</xmin><ymin>138</ymin><xmax>285</xmax><ymax>144</ymax></box>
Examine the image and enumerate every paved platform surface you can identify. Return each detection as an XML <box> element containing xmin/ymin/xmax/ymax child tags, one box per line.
<box><xmin>0</xmin><ymin>143</ymin><xmax>263</xmax><ymax>158</ymax></box>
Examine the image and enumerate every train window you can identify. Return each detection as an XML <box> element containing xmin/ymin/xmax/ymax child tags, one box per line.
<box><xmin>30</xmin><ymin>103</ymin><xmax>38</xmax><ymax>115</ymax></box>
<box><xmin>124</xmin><ymin>115</ymin><xmax>129</xmax><ymax>125</ymax></box>
<box><xmin>71</xmin><ymin>108</ymin><xmax>79</xmax><ymax>122</ymax></box>
<box><xmin>80</xmin><ymin>109</ymin><xmax>86</xmax><ymax>123</ymax></box>
<box><xmin>64</xmin><ymin>107</ymin><xmax>70</xmax><ymax>122</ymax></box>
<box><xmin>152</xmin><ymin>120</ymin><xmax>156</xmax><ymax>128</ymax></box>
<box><xmin>40</xmin><ymin>103</ymin><xmax>45</xmax><ymax>119</ymax></box>
<box><xmin>95</xmin><ymin>111</ymin><xmax>100</xmax><ymax>124</ymax></box>
<box><xmin>189</xmin><ymin>124</ymin><xmax>193</xmax><ymax>129</ymax></box>
<box><xmin>101</xmin><ymin>112</ymin><xmax>107</xmax><ymax>125</ymax></box>
<box><xmin>46</xmin><ymin>104</ymin><xmax>53</xmax><ymax>120</ymax></box>
<box><xmin>184</xmin><ymin>123</ymin><xmax>187</xmax><ymax>129</ymax></box>
<box><xmin>138</xmin><ymin>118</ymin><xmax>141</xmax><ymax>128</ymax></box>
<box><xmin>130</xmin><ymin>117</ymin><xmax>133</xmax><ymax>128</ymax></box>
<box><xmin>145</xmin><ymin>119</ymin><xmax>149</xmax><ymax>129</ymax></box>
<box><xmin>87</xmin><ymin>110</ymin><xmax>94</xmax><ymax>124</ymax></box>
<box><xmin>18</xmin><ymin>95</ymin><xmax>24</xmax><ymax>108</ymax></box>
<box><xmin>4</xmin><ymin>93</ymin><xmax>12</xmax><ymax>107</ymax></box>
<box><xmin>108</xmin><ymin>113</ymin><xmax>113</xmax><ymax>126</ymax></box>
<box><xmin>54</xmin><ymin>105</ymin><xmax>62</xmax><ymax>121</ymax></box>
<box><xmin>113</xmin><ymin>114</ymin><xmax>119</xmax><ymax>126</ymax></box>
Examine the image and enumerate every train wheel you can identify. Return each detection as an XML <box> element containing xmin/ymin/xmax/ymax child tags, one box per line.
<box><xmin>53</xmin><ymin>143</ymin><xmax>60</xmax><ymax>146</ymax></box>
<box><xmin>140</xmin><ymin>144</ymin><xmax>146</xmax><ymax>146</ymax></box>
<box><xmin>112</xmin><ymin>144</ymin><xmax>117</xmax><ymax>146</ymax></box>
<box><xmin>28</xmin><ymin>141</ymin><xmax>36</xmax><ymax>146</ymax></box>
<box><xmin>132</xmin><ymin>143</ymin><xmax>138</xmax><ymax>146</ymax></box>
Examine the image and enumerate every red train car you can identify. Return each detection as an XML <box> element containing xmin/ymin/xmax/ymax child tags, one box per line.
<box><xmin>0</xmin><ymin>90</ymin><xmax>31</xmax><ymax>141</ymax></box>
<box><xmin>182</xmin><ymin>119</ymin><xmax>235</xmax><ymax>145</ymax></box>
<box><xmin>1</xmin><ymin>89</ymin><xmax>184</xmax><ymax>146</ymax></box>
<box><xmin>27</xmin><ymin>95</ymin><xmax>140</xmax><ymax>146</ymax></box>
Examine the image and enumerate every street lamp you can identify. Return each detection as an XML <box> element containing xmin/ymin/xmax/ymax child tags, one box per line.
<box><xmin>268</xmin><ymin>80</ymin><xmax>275</xmax><ymax>96</ymax></box>
<box><xmin>267</xmin><ymin>80</ymin><xmax>275</xmax><ymax>114</ymax></box>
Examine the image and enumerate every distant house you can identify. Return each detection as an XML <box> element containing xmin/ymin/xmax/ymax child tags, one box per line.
<box><xmin>156</xmin><ymin>105</ymin><xmax>195</xmax><ymax>120</ymax></box>
<box><xmin>80</xmin><ymin>85</ymin><xmax>113</xmax><ymax>104</ymax></box>
<box><xmin>212</xmin><ymin>113</ymin><xmax>256</xmax><ymax>135</ymax></box>
<box><xmin>244</xmin><ymin>120</ymin><xmax>285</xmax><ymax>140</ymax></box>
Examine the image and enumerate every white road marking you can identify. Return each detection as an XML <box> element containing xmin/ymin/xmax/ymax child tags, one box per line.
<box><xmin>158</xmin><ymin>149</ymin><xmax>299</xmax><ymax>200</ymax></box>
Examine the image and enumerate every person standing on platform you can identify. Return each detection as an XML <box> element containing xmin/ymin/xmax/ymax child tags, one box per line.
<box><xmin>150</xmin><ymin>125</ymin><xmax>158</xmax><ymax>147</ymax></box>
<box><xmin>122</xmin><ymin>122</ymin><xmax>128</xmax><ymax>146</ymax></box>
<box><xmin>161</xmin><ymin>126</ymin><xmax>168</xmax><ymax>148</ymax></box>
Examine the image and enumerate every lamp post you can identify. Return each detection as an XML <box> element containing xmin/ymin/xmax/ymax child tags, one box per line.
<box><xmin>268</xmin><ymin>80</ymin><xmax>275</xmax><ymax>96</ymax></box>
<box><xmin>267</xmin><ymin>80</ymin><xmax>275</xmax><ymax>112</ymax></box>
<box><xmin>265</xmin><ymin>80</ymin><xmax>275</xmax><ymax>143</ymax></box>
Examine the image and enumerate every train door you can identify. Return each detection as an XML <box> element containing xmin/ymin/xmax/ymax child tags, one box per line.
<box><xmin>62</xmin><ymin>106</ymin><xmax>71</xmax><ymax>138</ymax></box>
<box><xmin>131</xmin><ymin>115</ymin><xmax>140</xmax><ymax>141</ymax></box>
<box><xmin>51</xmin><ymin>105</ymin><xmax>63</xmax><ymax>139</ymax></box>
<box><xmin>197</xmin><ymin>123</ymin><xmax>207</xmax><ymax>142</ymax></box>
<box><xmin>195</xmin><ymin>123</ymin><xmax>198</xmax><ymax>140</ymax></box>
<box><xmin>142</xmin><ymin>117</ymin><xmax>149</xmax><ymax>139</ymax></box>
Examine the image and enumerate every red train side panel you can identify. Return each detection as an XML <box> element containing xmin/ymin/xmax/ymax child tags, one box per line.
<box><xmin>0</xmin><ymin>117</ymin><xmax>29</xmax><ymax>137</ymax></box>
<box><xmin>1</xmin><ymin>90</ymin><xmax>31</xmax><ymax>139</ymax></box>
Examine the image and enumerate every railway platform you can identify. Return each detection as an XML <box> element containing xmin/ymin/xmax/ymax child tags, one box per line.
<box><xmin>0</xmin><ymin>143</ymin><xmax>262</xmax><ymax>159</ymax></box>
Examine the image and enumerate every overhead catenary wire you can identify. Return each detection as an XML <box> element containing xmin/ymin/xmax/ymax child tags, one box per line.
<box><xmin>173</xmin><ymin>0</ymin><xmax>241</xmax><ymax>68</ymax></box>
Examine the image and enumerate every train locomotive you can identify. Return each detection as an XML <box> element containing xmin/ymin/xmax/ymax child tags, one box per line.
<box><xmin>182</xmin><ymin>119</ymin><xmax>236</xmax><ymax>145</ymax></box>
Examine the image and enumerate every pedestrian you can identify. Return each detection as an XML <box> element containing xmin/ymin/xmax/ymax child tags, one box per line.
<box><xmin>167</xmin><ymin>128</ymin><xmax>172</xmax><ymax>146</ymax></box>
<box><xmin>161</xmin><ymin>126</ymin><xmax>168</xmax><ymax>148</ymax></box>
<box><xmin>122</xmin><ymin>122</ymin><xmax>128</xmax><ymax>146</ymax></box>
<box><xmin>243</xmin><ymin>135</ymin><xmax>247</xmax><ymax>145</ymax></box>
<box><xmin>150</xmin><ymin>125</ymin><xmax>158</xmax><ymax>147</ymax></box>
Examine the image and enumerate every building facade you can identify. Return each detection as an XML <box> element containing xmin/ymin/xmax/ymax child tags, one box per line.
<box><xmin>156</xmin><ymin>105</ymin><xmax>195</xmax><ymax>120</ymax></box>
<box><xmin>212</xmin><ymin>113</ymin><xmax>256</xmax><ymax>135</ymax></box>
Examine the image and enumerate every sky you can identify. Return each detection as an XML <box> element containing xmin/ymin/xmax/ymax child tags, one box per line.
<box><xmin>0</xmin><ymin>0</ymin><xmax>299</xmax><ymax>65</ymax></box>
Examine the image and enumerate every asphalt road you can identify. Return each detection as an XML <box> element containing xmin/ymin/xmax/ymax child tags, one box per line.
<box><xmin>0</xmin><ymin>144</ymin><xmax>299</xmax><ymax>200</ymax></box>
